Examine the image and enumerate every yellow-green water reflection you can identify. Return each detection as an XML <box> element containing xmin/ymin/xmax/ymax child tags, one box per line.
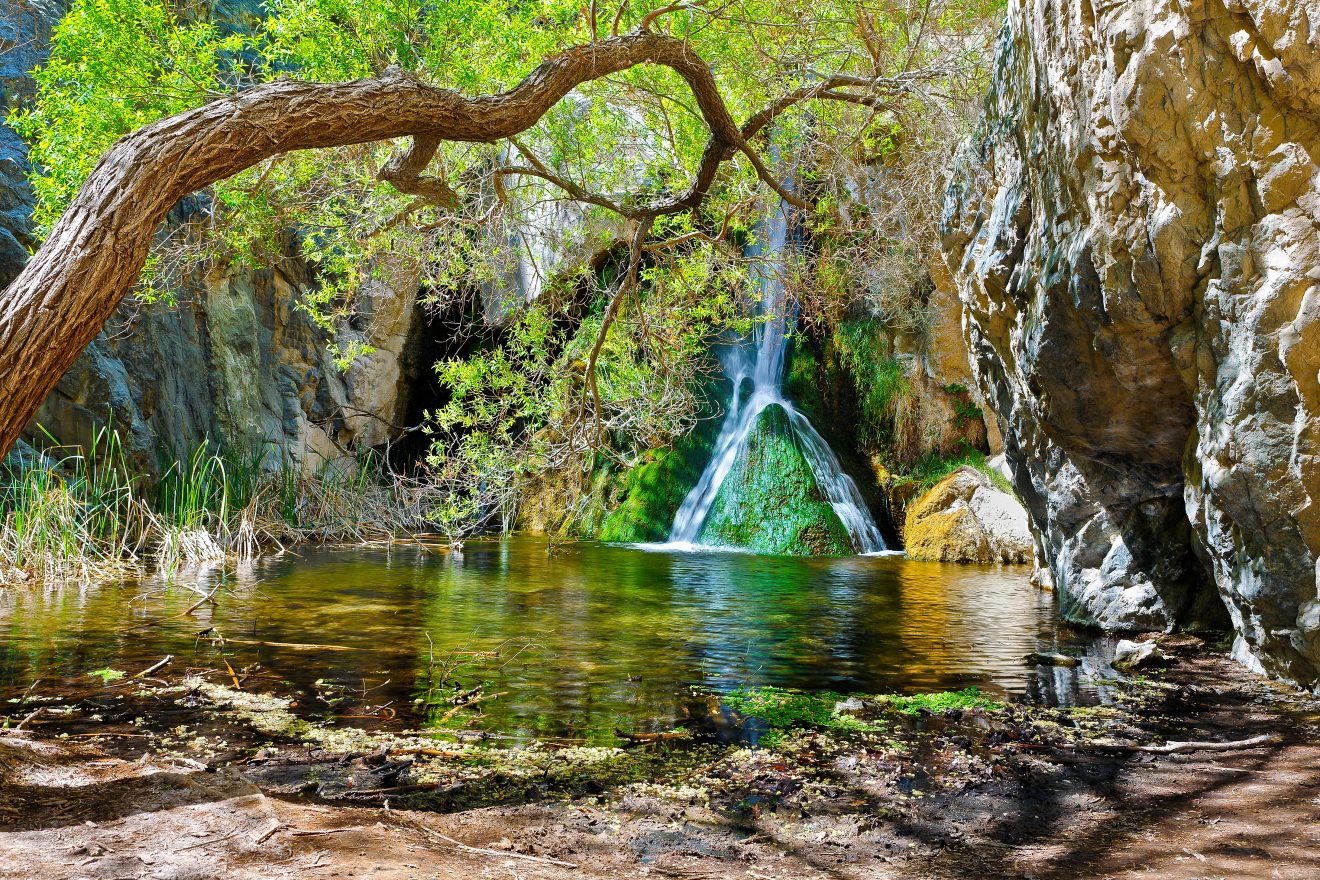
<box><xmin>0</xmin><ymin>538</ymin><xmax>1098</xmax><ymax>742</ymax></box>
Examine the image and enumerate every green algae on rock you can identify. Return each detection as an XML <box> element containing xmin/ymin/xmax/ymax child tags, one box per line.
<box><xmin>698</xmin><ymin>404</ymin><xmax>852</xmax><ymax>556</ymax></box>
<box><xmin>597</xmin><ymin>420</ymin><xmax>719</xmax><ymax>543</ymax></box>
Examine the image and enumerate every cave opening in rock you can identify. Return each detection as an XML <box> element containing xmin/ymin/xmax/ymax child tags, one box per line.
<box><xmin>385</xmin><ymin>291</ymin><xmax>486</xmax><ymax>471</ymax></box>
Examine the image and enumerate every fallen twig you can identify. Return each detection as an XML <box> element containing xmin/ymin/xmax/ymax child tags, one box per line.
<box><xmin>400</xmin><ymin>818</ymin><xmax>578</xmax><ymax>869</ymax></box>
<box><xmin>1137</xmin><ymin>733</ymin><xmax>1282</xmax><ymax>754</ymax></box>
<box><xmin>288</xmin><ymin>826</ymin><xmax>364</xmax><ymax>837</ymax></box>
<box><xmin>133</xmin><ymin>655</ymin><xmax>173</xmax><ymax>678</ymax></box>
<box><xmin>254</xmin><ymin>821</ymin><xmax>284</xmax><ymax>844</ymax></box>
<box><xmin>219</xmin><ymin>637</ymin><xmax>360</xmax><ymax>652</ymax></box>
<box><xmin>183</xmin><ymin>584</ymin><xmax>221</xmax><ymax>615</ymax></box>
<box><xmin>10</xmin><ymin>706</ymin><xmax>42</xmax><ymax>731</ymax></box>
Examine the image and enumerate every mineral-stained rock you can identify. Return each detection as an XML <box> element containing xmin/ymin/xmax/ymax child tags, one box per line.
<box><xmin>699</xmin><ymin>403</ymin><xmax>853</xmax><ymax>556</ymax></box>
<box><xmin>904</xmin><ymin>466</ymin><xmax>1033</xmax><ymax>564</ymax></box>
<box><xmin>941</xmin><ymin>0</ymin><xmax>1316</xmax><ymax>680</ymax></box>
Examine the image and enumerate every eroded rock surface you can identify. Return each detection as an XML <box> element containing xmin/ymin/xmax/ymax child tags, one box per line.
<box><xmin>905</xmin><ymin>466</ymin><xmax>1033</xmax><ymax>565</ymax></box>
<box><xmin>941</xmin><ymin>0</ymin><xmax>1318</xmax><ymax>681</ymax></box>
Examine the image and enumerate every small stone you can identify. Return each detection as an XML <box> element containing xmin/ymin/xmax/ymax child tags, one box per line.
<box><xmin>1025</xmin><ymin>651</ymin><xmax>1080</xmax><ymax>668</ymax></box>
<box><xmin>1113</xmin><ymin>639</ymin><xmax>1164</xmax><ymax>670</ymax></box>
<box><xmin>834</xmin><ymin>697</ymin><xmax>866</xmax><ymax>714</ymax></box>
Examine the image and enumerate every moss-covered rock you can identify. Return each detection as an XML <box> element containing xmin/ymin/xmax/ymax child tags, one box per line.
<box><xmin>597</xmin><ymin>424</ymin><xmax>718</xmax><ymax>543</ymax></box>
<box><xmin>904</xmin><ymin>466</ymin><xmax>1032</xmax><ymax>564</ymax></box>
<box><xmin>698</xmin><ymin>404</ymin><xmax>852</xmax><ymax>556</ymax></box>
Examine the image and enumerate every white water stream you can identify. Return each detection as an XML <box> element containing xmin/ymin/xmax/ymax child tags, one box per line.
<box><xmin>666</xmin><ymin>203</ymin><xmax>887</xmax><ymax>554</ymax></box>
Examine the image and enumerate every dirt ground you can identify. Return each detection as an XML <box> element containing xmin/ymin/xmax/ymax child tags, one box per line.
<box><xmin>2</xmin><ymin>638</ymin><xmax>1318</xmax><ymax>880</ymax></box>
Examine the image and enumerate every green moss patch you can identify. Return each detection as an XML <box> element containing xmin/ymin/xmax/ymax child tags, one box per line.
<box><xmin>597</xmin><ymin>416</ymin><xmax>720</xmax><ymax>543</ymax></box>
<box><xmin>698</xmin><ymin>404</ymin><xmax>852</xmax><ymax>556</ymax></box>
<box><xmin>724</xmin><ymin>687</ymin><xmax>884</xmax><ymax>734</ymax></box>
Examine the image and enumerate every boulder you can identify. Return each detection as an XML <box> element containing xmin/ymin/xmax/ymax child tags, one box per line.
<box><xmin>1113</xmin><ymin>639</ymin><xmax>1165</xmax><ymax>671</ymax></box>
<box><xmin>904</xmin><ymin>466</ymin><xmax>1033</xmax><ymax>564</ymax></box>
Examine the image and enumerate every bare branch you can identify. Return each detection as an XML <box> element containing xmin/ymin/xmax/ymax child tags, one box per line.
<box><xmin>585</xmin><ymin>216</ymin><xmax>653</xmax><ymax>444</ymax></box>
<box><xmin>637</xmin><ymin>0</ymin><xmax>709</xmax><ymax>32</ymax></box>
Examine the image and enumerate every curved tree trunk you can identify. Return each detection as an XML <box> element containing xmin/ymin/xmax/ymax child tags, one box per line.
<box><xmin>0</xmin><ymin>32</ymin><xmax>746</xmax><ymax>454</ymax></box>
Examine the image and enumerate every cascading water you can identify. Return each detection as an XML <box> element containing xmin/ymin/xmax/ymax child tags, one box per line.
<box><xmin>668</xmin><ymin>203</ymin><xmax>887</xmax><ymax>554</ymax></box>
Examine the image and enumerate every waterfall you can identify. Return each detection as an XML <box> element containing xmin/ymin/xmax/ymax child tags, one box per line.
<box><xmin>668</xmin><ymin>203</ymin><xmax>887</xmax><ymax>554</ymax></box>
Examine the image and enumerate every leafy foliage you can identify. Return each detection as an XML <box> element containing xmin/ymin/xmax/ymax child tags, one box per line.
<box><xmin>12</xmin><ymin>0</ymin><xmax>1007</xmax><ymax>535</ymax></box>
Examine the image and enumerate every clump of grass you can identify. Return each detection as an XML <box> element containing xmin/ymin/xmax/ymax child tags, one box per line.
<box><xmin>895</xmin><ymin>445</ymin><xmax>1014</xmax><ymax>494</ymax></box>
<box><xmin>1</xmin><ymin>429</ymin><xmax>455</xmax><ymax>586</ymax></box>
<box><xmin>0</xmin><ymin>427</ymin><xmax>148</xmax><ymax>584</ymax></box>
<box><xmin>832</xmin><ymin>320</ymin><xmax>912</xmax><ymax>452</ymax></box>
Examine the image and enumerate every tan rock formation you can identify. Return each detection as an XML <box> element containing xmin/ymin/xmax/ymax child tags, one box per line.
<box><xmin>905</xmin><ymin>466</ymin><xmax>1033</xmax><ymax>564</ymax></box>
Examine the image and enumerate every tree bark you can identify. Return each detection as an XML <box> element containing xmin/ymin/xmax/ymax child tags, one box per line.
<box><xmin>0</xmin><ymin>32</ymin><xmax>750</xmax><ymax>454</ymax></box>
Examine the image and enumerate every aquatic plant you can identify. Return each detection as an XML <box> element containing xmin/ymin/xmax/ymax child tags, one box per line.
<box><xmin>724</xmin><ymin>687</ymin><xmax>885</xmax><ymax>734</ymax></box>
<box><xmin>725</xmin><ymin>685</ymin><xmax>1004</xmax><ymax>737</ymax></box>
<box><xmin>0</xmin><ymin>427</ymin><xmax>147</xmax><ymax>584</ymax></box>
<box><xmin>876</xmin><ymin>687</ymin><xmax>1003</xmax><ymax>715</ymax></box>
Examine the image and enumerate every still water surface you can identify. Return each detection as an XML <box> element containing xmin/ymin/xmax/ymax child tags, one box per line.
<box><xmin>0</xmin><ymin>538</ymin><xmax>1103</xmax><ymax>741</ymax></box>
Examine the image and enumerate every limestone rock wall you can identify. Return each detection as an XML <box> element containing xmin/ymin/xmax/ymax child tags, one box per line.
<box><xmin>941</xmin><ymin>0</ymin><xmax>1319</xmax><ymax>683</ymax></box>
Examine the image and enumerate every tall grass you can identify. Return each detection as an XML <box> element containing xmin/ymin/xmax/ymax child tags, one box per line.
<box><xmin>0</xmin><ymin>430</ymin><xmax>445</xmax><ymax>586</ymax></box>
<box><xmin>0</xmin><ymin>427</ymin><xmax>147</xmax><ymax>584</ymax></box>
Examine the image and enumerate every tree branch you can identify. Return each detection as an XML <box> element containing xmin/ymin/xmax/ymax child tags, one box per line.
<box><xmin>0</xmin><ymin>27</ymin><xmax>907</xmax><ymax>452</ymax></box>
<box><xmin>584</xmin><ymin>216</ymin><xmax>653</xmax><ymax>445</ymax></box>
<box><xmin>376</xmin><ymin>134</ymin><xmax>458</xmax><ymax>210</ymax></box>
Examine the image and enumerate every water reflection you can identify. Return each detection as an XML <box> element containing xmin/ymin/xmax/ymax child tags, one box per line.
<box><xmin>0</xmin><ymin>538</ymin><xmax>1106</xmax><ymax>741</ymax></box>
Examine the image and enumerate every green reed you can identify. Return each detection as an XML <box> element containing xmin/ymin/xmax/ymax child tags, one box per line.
<box><xmin>1</xmin><ymin>429</ymin><xmax>441</xmax><ymax>585</ymax></box>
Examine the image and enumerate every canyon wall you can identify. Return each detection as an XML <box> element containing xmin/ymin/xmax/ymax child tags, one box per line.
<box><xmin>941</xmin><ymin>0</ymin><xmax>1319</xmax><ymax>684</ymax></box>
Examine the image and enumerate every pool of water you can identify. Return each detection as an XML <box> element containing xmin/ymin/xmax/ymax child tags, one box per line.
<box><xmin>0</xmin><ymin>538</ymin><xmax>1107</xmax><ymax>742</ymax></box>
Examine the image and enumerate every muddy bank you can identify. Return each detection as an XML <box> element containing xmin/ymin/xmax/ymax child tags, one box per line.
<box><xmin>2</xmin><ymin>637</ymin><xmax>1318</xmax><ymax>879</ymax></box>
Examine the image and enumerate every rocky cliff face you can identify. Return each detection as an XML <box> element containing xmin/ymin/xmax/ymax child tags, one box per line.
<box><xmin>27</xmin><ymin>248</ymin><xmax>425</xmax><ymax>471</ymax></box>
<box><xmin>941</xmin><ymin>0</ymin><xmax>1319</xmax><ymax>684</ymax></box>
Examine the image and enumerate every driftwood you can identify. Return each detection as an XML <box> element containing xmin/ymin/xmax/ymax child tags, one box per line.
<box><xmin>1078</xmin><ymin>733</ymin><xmax>1282</xmax><ymax>755</ymax></box>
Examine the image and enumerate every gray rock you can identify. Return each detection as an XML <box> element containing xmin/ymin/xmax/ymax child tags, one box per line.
<box><xmin>1113</xmin><ymin>639</ymin><xmax>1164</xmax><ymax>671</ymax></box>
<box><xmin>941</xmin><ymin>0</ymin><xmax>1319</xmax><ymax>684</ymax></box>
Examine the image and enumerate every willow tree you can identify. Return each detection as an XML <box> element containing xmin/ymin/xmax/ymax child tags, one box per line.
<box><xmin>0</xmin><ymin>0</ymin><xmax>1000</xmax><ymax>455</ymax></box>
